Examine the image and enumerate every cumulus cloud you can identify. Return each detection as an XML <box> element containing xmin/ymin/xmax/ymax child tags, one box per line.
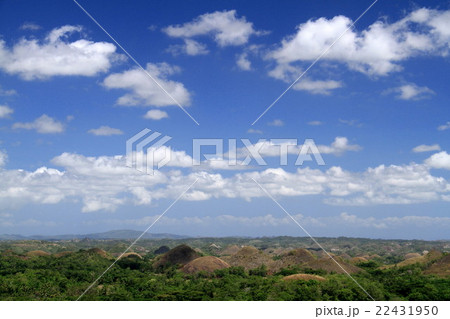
<box><xmin>268</xmin><ymin>119</ymin><xmax>284</xmax><ymax>126</ymax></box>
<box><xmin>236</xmin><ymin>52</ymin><xmax>252</xmax><ymax>70</ymax></box>
<box><xmin>144</xmin><ymin>109</ymin><xmax>169</xmax><ymax>120</ymax></box>
<box><xmin>0</xmin><ymin>105</ymin><xmax>13</xmax><ymax>118</ymax></box>
<box><xmin>294</xmin><ymin>78</ymin><xmax>342</xmax><ymax>95</ymax></box>
<box><xmin>412</xmin><ymin>144</ymin><xmax>441</xmax><ymax>153</ymax></box>
<box><xmin>389</xmin><ymin>84</ymin><xmax>435</xmax><ymax>100</ymax></box>
<box><xmin>0</xmin><ymin>25</ymin><xmax>121</xmax><ymax>80</ymax></box>
<box><xmin>267</xmin><ymin>8</ymin><xmax>450</xmax><ymax>81</ymax></box>
<box><xmin>247</xmin><ymin>128</ymin><xmax>263</xmax><ymax>134</ymax></box>
<box><xmin>12</xmin><ymin>114</ymin><xmax>64</xmax><ymax>134</ymax></box>
<box><xmin>437</xmin><ymin>121</ymin><xmax>450</xmax><ymax>131</ymax></box>
<box><xmin>102</xmin><ymin>62</ymin><xmax>191</xmax><ymax>107</ymax></box>
<box><xmin>163</xmin><ymin>10</ymin><xmax>263</xmax><ymax>47</ymax></box>
<box><xmin>425</xmin><ymin>151</ymin><xmax>450</xmax><ymax>170</ymax></box>
<box><xmin>88</xmin><ymin>126</ymin><xmax>123</xmax><ymax>136</ymax></box>
<box><xmin>232</xmin><ymin>137</ymin><xmax>361</xmax><ymax>160</ymax></box>
<box><xmin>0</xmin><ymin>149</ymin><xmax>449</xmax><ymax>212</ymax></box>
<box><xmin>167</xmin><ymin>39</ymin><xmax>209</xmax><ymax>56</ymax></box>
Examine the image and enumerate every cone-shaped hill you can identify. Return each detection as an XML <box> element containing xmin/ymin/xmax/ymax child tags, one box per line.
<box><xmin>154</xmin><ymin>244</ymin><xmax>200</xmax><ymax>268</ymax></box>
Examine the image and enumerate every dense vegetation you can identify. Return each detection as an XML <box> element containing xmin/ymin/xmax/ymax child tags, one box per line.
<box><xmin>0</xmin><ymin>246</ymin><xmax>448</xmax><ymax>301</ymax></box>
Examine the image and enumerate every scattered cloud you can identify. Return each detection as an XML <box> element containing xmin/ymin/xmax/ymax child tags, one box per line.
<box><xmin>102</xmin><ymin>62</ymin><xmax>191</xmax><ymax>107</ymax></box>
<box><xmin>267</xmin><ymin>8</ymin><xmax>450</xmax><ymax>81</ymax></box>
<box><xmin>163</xmin><ymin>10</ymin><xmax>263</xmax><ymax>47</ymax></box>
<box><xmin>339</xmin><ymin>119</ymin><xmax>362</xmax><ymax>127</ymax></box>
<box><xmin>66</xmin><ymin>115</ymin><xmax>75</xmax><ymax>122</ymax></box>
<box><xmin>437</xmin><ymin>121</ymin><xmax>450</xmax><ymax>131</ymax></box>
<box><xmin>412</xmin><ymin>144</ymin><xmax>441</xmax><ymax>153</ymax></box>
<box><xmin>0</xmin><ymin>151</ymin><xmax>449</xmax><ymax>212</ymax></box>
<box><xmin>143</xmin><ymin>109</ymin><xmax>169</xmax><ymax>120</ymax></box>
<box><xmin>0</xmin><ymin>105</ymin><xmax>14</xmax><ymax>119</ymax></box>
<box><xmin>294</xmin><ymin>78</ymin><xmax>342</xmax><ymax>95</ymax></box>
<box><xmin>389</xmin><ymin>84</ymin><xmax>435</xmax><ymax>100</ymax></box>
<box><xmin>268</xmin><ymin>119</ymin><xmax>284</xmax><ymax>126</ymax></box>
<box><xmin>19</xmin><ymin>22</ymin><xmax>42</xmax><ymax>31</ymax></box>
<box><xmin>425</xmin><ymin>151</ymin><xmax>450</xmax><ymax>170</ymax></box>
<box><xmin>0</xmin><ymin>85</ymin><xmax>17</xmax><ymax>96</ymax></box>
<box><xmin>88</xmin><ymin>126</ymin><xmax>123</xmax><ymax>136</ymax></box>
<box><xmin>236</xmin><ymin>52</ymin><xmax>252</xmax><ymax>70</ymax></box>
<box><xmin>0</xmin><ymin>25</ymin><xmax>121</xmax><ymax>80</ymax></box>
<box><xmin>232</xmin><ymin>137</ymin><xmax>361</xmax><ymax>159</ymax></box>
<box><xmin>247</xmin><ymin>128</ymin><xmax>263</xmax><ymax>134</ymax></box>
<box><xmin>317</xmin><ymin>137</ymin><xmax>361</xmax><ymax>155</ymax></box>
<box><xmin>12</xmin><ymin>114</ymin><xmax>64</xmax><ymax>134</ymax></box>
<box><xmin>308</xmin><ymin>121</ymin><xmax>323</xmax><ymax>126</ymax></box>
<box><xmin>167</xmin><ymin>39</ymin><xmax>209</xmax><ymax>56</ymax></box>
<box><xmin>0</xmin><ymin>150</ymin><xmax>7</xmax><ymax>167</ymax></box>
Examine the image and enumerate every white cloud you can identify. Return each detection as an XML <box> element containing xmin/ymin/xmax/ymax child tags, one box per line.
<box><xmin>0</xmin><ymin>150</ymin><xmax>7</xmax><ymax>167</ymax></box>
<box><xmin>0</xmin><ymin>25</ymin><xmax>121</xmax><ymax>80</ymax></box>
<box><xmin>425</xmin><ymin>151</ymin><xmax>450</xmax><ymax>170</ymax></box>
<box><xmin>0</xmin><ymin>105</ymin><xmax>13</xmax><ymax>118</ymax></box>
<box><xmin>88</xmin><ymin>126</ymin><xmax>123</xmax><ymax>136</ymax></box>
<box><xmin>12</xmin><ymin>114</ymin><xmax>64</xmax><ymax>134</ymax></box>
<box><xmin>0</xmin><ymin>85</ymin><xmax>16</xmax><ymax>96</ymax></box>
<box><xmin>247</xmin><ymin>128</ymin><xmax>263</xmax><ymax>134</ymax></box>
<box><xmin>412</xmin><ymin>144</ymin><xmax>441</xmax><ymax>153</ymax></box>
<box><xmin>391</xmin><ymin>84</ymin><xmax>434</xmax><ymax>100</ymax></box>
<box><xmin>163</xmin><ymin>10</ymin><xmax>262</xmax><ymax>47</ymax></box>
<box><xmin>144</xmin><ymin>109</ymin><xmax>169</xmax><ymax>120</ymax></box>
<box><xmin>232</xmin><ymin>137</ymin><xmax>360</xmax><ymax>159</ymax></box>
<box><xmin>308</xmin><ymin>121</ymin><xmax>323</xmax><ymax>126</ymax></box>
<box><xmin>268</xmin><ymin>119</ymin><xmax>284</xmax><ymax>126</ymax></box>
<box><xmin>20</xmin><ymin>22</ymin><xmax>42</xmax><ymax>31</ymax></box>
<box><xmin>317</xmin><ymin>137</ymin><xmax>361</xmax><ymax>155</ymax></box>
<box><xmin>236</xmin><ymin>52</ymin><xmax>251</xmax><ymax>70</ymax></box>
<box><xmin>167</xmin><ymin>39</ymin><xmax>209</xmax><ymax>56</ymax></box>
<box><xmin>0</xmin><ymin>150</ymin><xmax>449</xmax><ymax>212</ymax></box>
<box><xmin>103</xmin><ymin>62</ymin><xmax>191</xmax><ymax>107</ymax></box>
<box><xmin>339</xmin><ymin>119</ymin><xmax>362</xmax><ymax>127</ymax></box>
<box><xmin>267</xmin><ymin>8</ymin><xmax>450</xmax><ymax>80</ymax></box>
<box><xmin>437</xmin><ymin>121</ymin><xmax>450</xmax><ymax>131</ymax></box>
<box><xmin>294</xmin><ymin>78</ymin><xmax>342</xmax><ymax>95</ymax></box>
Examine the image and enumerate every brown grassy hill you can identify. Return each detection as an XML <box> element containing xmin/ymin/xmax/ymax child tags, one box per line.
<box><xmin>122</xmin><ymin>252</ymin><xmax>142</xmax><ymax>259</ymax></box>
<box><xmin>279</xmin><ymin>248</ymin><xmax>316</xmax><ymax>268</ymax></box>
<box><xmin>222</xmin><ymin>246</ymin><xmax>277</xmax><ymax>271</ymax></box>
<box><xmin>181</xmin><ymin>256</ymin><xmax>230</xmax><ymax>274</ymax></box>
<box><xmin>53</xmin><ymin>251</ymin><xmax>73</xmax><ymax>258</ymax></box>
<box><xmin>350</xmin><ymin>257</ymin><xmax>368</xmax><ymax>264</ymax></box>
<box><xmin>87</xmin><ymin>248</ymin><xmax>110</xmax><ymax>258</ymax></box>
<box><xmin>405</xmin><ymin>253</ymin><xmax>421</xmax><ymax>259</ymax></box>
<box><xmin>282</xmin><ymin>274</ymin><xmax>326</xmax><ymax>282</ymax></box>
<box><xmin>305</xmin><ymin>256</ymin><xmax>362</xmax><ymax>274</ymax></box>
<box><xmin>424</xmin><ymin>254</ymin><xmax>450</xmax><ymax>277</ymax></box>
<box><xmin>26</xmin><ymin>250</ymin><xmax>50</xmax><ymax>257</ymax></box>
<box><xmin>383</xmin><ymin>250</ymin><xmax>443</xmax><ymax>269</ymax></box>
<box><xmin>154</xmin><ymin>244</ymin><xmax>200</xmax><ymax>268</ymax></box>
<box><xmin>220</xmin><ymin>245</ymin><xmax>241</xmax><ymax>256</ymax></box>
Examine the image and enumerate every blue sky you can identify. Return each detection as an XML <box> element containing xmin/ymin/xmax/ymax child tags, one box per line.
<box><xmin>0</xmin><ymin>0</ymin><xmax>450</xmax><ymax>239</ymax></box>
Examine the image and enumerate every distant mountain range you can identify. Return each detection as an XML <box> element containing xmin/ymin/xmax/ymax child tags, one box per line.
<box><xmin>0</xmin><ymin>229</ymin><xmax>187</xmax><ymax>241</ymax></box>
